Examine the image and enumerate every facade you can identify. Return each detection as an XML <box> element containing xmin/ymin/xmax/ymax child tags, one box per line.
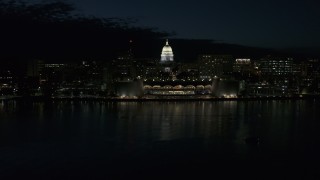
<box><xmin>299</xmin><ymin>59</ymin><xmax>320</xmax><ymax>93</ymax></box>
<box><xmin>160</xmin><ymin>39</ymin><xmax>174</xmax><ymax>62</ymax></box>
<box><xmin>27</xmin><ymin>59</ymin><xmax>44</xmax><ymax>78</ymax></box>
<box><xmin>259</xmin><ymin>56</ymin><xmax>293</xmax><ymax>76</ymax></box>
<box><xmin>143</xmin><ymin>81</ymin><xmax>213</xmax><ymax>95</ymax></box>
<box><xmin>233</xmin><ymin>59</ymin><xmax>251</xmax><ymax>73</ymax></box>
<box><xmin>133</xmin><ymin>58</ymin><xmax>159</xmax><ymax>81</ymax></box>
<box><xmin>112</xmin><ymin>53</ymin><xmax>135</xmax><ymax>82</ymax></box>
<box><xmin>198</xmin><ymin>54</ymin><xmax>234</xmax><ymax>80</ymax></box>
<box><xmin>259</xmin><ymin>56</ymin><xmax>294</xmax><ymax>86</ymax></box>
<box><xmin>248</xmin><ymin>56</ymin><xmax>296</xmax><ymax>96</ymax></box>
<box><xmin>0</xmin><ymin>70</ymin><xmax>15</xmax><ymax>95</ymax></box>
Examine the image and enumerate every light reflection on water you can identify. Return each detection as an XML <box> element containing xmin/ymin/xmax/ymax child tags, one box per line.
<box><xmin>0</xmin><ymin>100</ymin><xmax>318</xmax><ymax>150</ymax></box>
<box><xmin>0</xmin><ymin>100</ymin><xmax>319</xmax><ymax>178</ymax></box>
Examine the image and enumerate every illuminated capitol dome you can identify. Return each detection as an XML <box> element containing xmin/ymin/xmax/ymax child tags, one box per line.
<box><xmin>160</xmin><ymin>39</ymin><xmax>174</xmax><ymax>62</ymax></box>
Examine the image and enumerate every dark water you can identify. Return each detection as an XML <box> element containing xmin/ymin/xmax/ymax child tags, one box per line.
<box><xmin>0</xmin><ymin>100</ymin><xmax>319</xmax><ymax>179</ymax></box>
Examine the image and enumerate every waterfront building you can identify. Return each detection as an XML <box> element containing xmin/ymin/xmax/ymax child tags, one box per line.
<box><xmin>27</xmin><ymin>59</ymin><xmax>44</xmax><ymax>78</ymax></box>
<box><xmin>0</xmin><ymin>70</ymin><xmax>15</xmax><ymax>95</ymax></box>
<box><xmin>255</xmin><ymin>56</ymin><xmax>295</xmax><ymax>95</ymax></box>
<box><xmin>198</xmin><ymin>54</ymin><xmax>234</xmax><ymax>80</ymax></box>
<box><xmin>143</xmin><ymin>80</ymin><xmax>213</xmax><ymax>96</ymax></box>
<box><xmin>299</xmin><ymin>59</ymin><xmax>320</xmax><ymax>93</ymax></box>
<box><xmin>233</xmin><ymin>58</ymin><xmax>253</xmax><ymax>75</ymax></box>
<box><xmin>0</xmin><ymin>70</ymin><xmax>13</xmax><ymax>85</ymax></box>
<box><xmin>259</xmin><ymin>56</ymin><xmax>293</xmax><ymax>76</ymax></box>
<box><xmin>133</xmin><ymin>58</ymin><xmax>159</xmax><ymax>81</ymax></box>
<box><xmin>112</xmin><ymin>53</ymin><xmax>135</xmax><ymax>82</ymax></box>
<box><xmin>259</xmin><ymin>56</ymin><xmax>293</xmax><ymax>80</ymax></box>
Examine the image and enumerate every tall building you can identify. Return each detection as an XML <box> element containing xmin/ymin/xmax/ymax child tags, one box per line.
<box><xmin>257</xmin><ymin>56</ymin><xmax>295</xmax><ymax>94</ymax></box>
<box><xmin>233</xmin><ymin>59</ymin><xmax>251</xmax><ymax>73</ymax></box>
<box><xmin>133</xmin><ymin>58</ymin><xmax>159</xmax><ymax>80</ymax></box>
<box><xmin>198</xmin><ymin>54</ymin><xmax>234</xmax><ymax>80</ymax></box>
<box><xmin>0</xmin><ymin>70</ymin><xmax>15</xmax><ymax>95</ymax></box>
<box><xmin>300</xmin><ymin>59</ymin><xmax>320</xmax><ymax>89</ymax></box>
<box><xmin>27</xmin><ymin>59</ymin><xmax>44</xmax><ymax>77</ymax></box>
<box><xmin>259</xmin><ymin>56</ymin><xmax>293</xmax><ymax>76</ymax></box>
<box><xmin>112</xmin><ymin>52</ymin><xmax>135</xmax><ymax>82</ymax></box>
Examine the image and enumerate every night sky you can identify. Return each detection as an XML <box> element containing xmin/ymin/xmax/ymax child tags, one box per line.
<box><xmin>61</xmin><ymin>0</ymin><xmax>320</xmax><ymax>48</ymax></box>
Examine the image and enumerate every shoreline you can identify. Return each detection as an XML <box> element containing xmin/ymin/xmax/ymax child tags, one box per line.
<box><xmin>1</xmin><ymin>95</ymin><xmax>319</xmax><ymax>102</ymax></box>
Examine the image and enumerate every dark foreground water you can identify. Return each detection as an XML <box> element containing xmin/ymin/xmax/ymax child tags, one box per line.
<box><xmin>0</xmin><ymin>100</ymin><xmax>319</xmax><ymax>179</ymax></box>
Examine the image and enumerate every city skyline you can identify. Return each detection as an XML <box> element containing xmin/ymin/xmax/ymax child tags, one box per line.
<box><xmin>0</xmin><ymin>0</ymin><xmax>319</xmax><ymax>99</ymax></box>
<box><xmin>1</xmin><ymin>38</ymin><xmax>319</xmax><ymax>100</ymax></box>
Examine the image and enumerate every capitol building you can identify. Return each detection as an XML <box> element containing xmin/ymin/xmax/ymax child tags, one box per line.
<box><xmin>142</xmin><ymin>39</ymin><xmax>214</xmax><ymax>96</ymax></box>
<box><xmin>160</xmin><ymin>39</ymin><xmax>174</xmax><ymax>62</ymax></box>
<box><xmin>159</xmin><ymin>39</ymin><xmax>175</xmax><ymax>74</ymax></box>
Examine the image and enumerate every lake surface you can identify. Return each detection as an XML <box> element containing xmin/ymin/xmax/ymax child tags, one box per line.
<box><xmin>0</xmin><ymin>100</ymin><xmax>319</xmax><ymax>179</ymax></box>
